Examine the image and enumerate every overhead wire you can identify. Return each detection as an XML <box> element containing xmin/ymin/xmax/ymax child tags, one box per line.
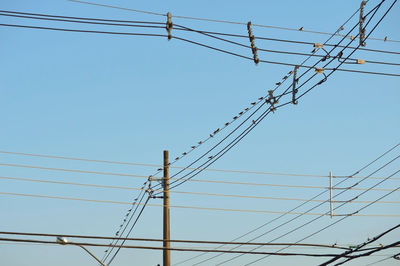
<box><xmin>0</xmin><ymin>237</ymin><xmax>370</xmax><ymax>257</ymax></box>
<box><xmin>147</xmin><ymin>4</ymin><xmax>396</xmax><ymax>260</ymax></box>
<box><xmin>0</xmin><ymin>12</ymin><xmax>165</xmax><ymax>28</ymax></box>
<box><xmin>2</xmin><ymin>191</ymin><xmax>399</xmax><ymax>217</ymax></box>
<box><xmin>0</xmin><ymin>174</ymin><xmax>396</xmax><ymax>193</ymax></box>
<box><xmin>186</xmin><ymin>6</ymin><xmax>397</xmax><ymax>256</ymax></box>
<box><xmin>366</xmin><ymin>252</ymin><xmax>400</xmax><ymax>265</ymax></box>
<box><xmin>2</xmin><ymin>149</ymin><xmax>399</xmax><ymax>180</ymax></box>
<box><xmin>195</xmin><ymin>150</ymin><xmax>400</xmax><ymax>265</ymax></box>
<box><xmin>160</xmin><ymin>0</ymin><xmax>370</xmax><ymax>195</ymax></box>
<box><xmin>105</xmin><ymin>192</ymin><xmax>151</xmax><ymax>265</ymax></box>
<box><xmin>0</xmin><ymin>23</ymin><xmax>399</xmax><ymax>76</ymax></box>
<box><xmin>0</xmin><ymin>149</ymin><xmax>379</xmax><ymax>179</ymax></box>
<box><xmin>173</xmin><ymin>23</ymin><xmax>400</xmax><ymax>67</ymax></box>
<box><xmin>3</xmin><ymin>175</ymin><xmax>400</xmax><ymax>203</ymax></box>
<box><xmin>243</xmin><ymin>169</ymin><xmax>400</xmax><ymax>266</ymax></box>
<box><xmin>0</xmin><ymin>2</ymin><xmax>396</xmax><ymax>266</ymax></box>
<box><xmin>0</xmin><ymin>231</ymin><xmax>362</xmax><ymax>250</ymax></box>
<box><xmin>334</xmin><ymin>241</ymin><xmax>400</xmax><ymax>265</ymax></box>
<box><xmin>217</xmin><ymin>3</ymin><xmax>398</xmax><ymax>262</ymax></box>
<box><xmin>320</xmin><ymin>223</ymin><xmax>400</xmax><ymax>265</ymax></box>
<box><xmin>67</xmin><ymin>0</ymin><xmax>400</xmax><ymax>43</ymax></box>
<box><xmin>3</xmin><ymin>9</ymin><xmax>398</xmax><ymax>64</ymax></box>
<box><xmin>0</xmin><ymin>2</ymin><xmax>396</xmax><ymax>264</ymax></box>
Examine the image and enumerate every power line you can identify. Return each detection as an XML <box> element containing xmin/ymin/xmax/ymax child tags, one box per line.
<box><xmin>0</xmin><ymin>237</ymin><xmax>362</xmax><ymax>257</ymax></box>
<box><xmin>2</xmin><ymin>162</ymin><xmax>397</xmax><ymax>190</ymax></box>
<box><xmin>0</xmin><ymin>12</ymin><xmax>165</xmax><ymax>29</ymax></box>
<box><xmin>4</xmin><ymin>9</ymin><xmax>400</xmax><ymax>66</ymax></box>
<box><xmin>4</xmin><ymin>9</ymin><xmax>397</xmax><ymax>58</ymax></box>
<box><xmin>123</xmin><ymin>1</ymin><xmax>398</xmax><ymax>262</ymax></box>
<box><xmin>226</xmin><ymin>155</ymin><xmax>400</xmax><ymax>265</ymax></box>
<box><xmin>4</xmin><ymin>149</ymin><xmax>393</xmax><ymax>179</ymax></box>
<box><xmin>67</xmin><ymin>0</ymin><xmax>400</xmax><ymax>43</ymax></box>
<box><xmin>1</xmin><ymin>23</ymin><xmax>399</xmax><ymax>77</ymax></box>
<box><xmin>0</xmin><ymin>9</ymin><xmax>164</xmax><ymax>24</ymax></box>
<box><xmin>108</xmin><ymin>2</ymin><xmax>397</xmax><ymax>261</ymax></box>
<box><xmin>245</xmin><ymin>164</ymin><xmax>400</xmax><ymax>266</ymax></box>
<box><xmin>174</xmin><ymin>23</ymin><xmax>400</xmax><ymax>67</ymax></box>
<box><xmin>334</xmin><ymin>241</ymin><xmax>400</xmax><ymax>265</ymax></box>
<box><xmin>1</xmin><ymin>175</ymin><xmax>398</xmax><ymax>203</ymax></box>
<box><xmin>366</xmin><ymin>253</ymin><xmax>400</xmax><ymax>265</ymax></box>
<box><xmin>1</xmin><ymin>191</ymin><xmax>398</xmax><ymax>217</ymax></box>
<box><xmin>105</xmin><ymin>193</ymin><xmax>151</xmax><ymax>265</ymax></box>
<box><xmin>154</xmin><ymin>1</ymin><xmax>395</xmax><ymax>196</ymax></box>
<box><xmin>100</xmin><ymin>184</ymin><xmax>148</xmax><ymax>263</ymax></box>
<box><xmin>110</xmin><ymin>2</ymin><xmax>397</xmax><ymax>261</ymax></box>
<box><xmin>161</xmin><ymin>2</ymin><xmax>385</xmax><ymax>195</ymax></box>
<box><xmin>173</xmin><ymin>27</ymin><xmax>400</xmax><ymax>56</ymax></box>
<box><xmin>320</xmin><ymin>223</ymin><xmax>400</xmax><ymax>265</ymax></box>
<box><xmin>0</xmin><ymin>231</ymin><xmax>356</xmax><ymax>249</ymax></box>
<box><xmin>189</xmin><ymin>142</ymin><xmax>400</xmax><ymax>265</ymax></box>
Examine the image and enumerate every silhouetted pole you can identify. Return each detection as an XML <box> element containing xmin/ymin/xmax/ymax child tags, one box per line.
<box><xmin>163</xmin><ymin>150</ymin><xmax>171</xmax><ymax>266</ymax></box>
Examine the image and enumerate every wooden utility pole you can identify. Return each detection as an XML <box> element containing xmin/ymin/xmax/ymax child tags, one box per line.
<box><xmin>163</xmin><ymin>150</ymin><xmax>171</xmax><ymax>266</ymax></box>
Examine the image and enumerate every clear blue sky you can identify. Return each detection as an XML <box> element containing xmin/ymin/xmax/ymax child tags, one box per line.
<box><xmin>0</xmin><ymin>0</ymin><xmax>399</xmax><ymax>265</ymax></box>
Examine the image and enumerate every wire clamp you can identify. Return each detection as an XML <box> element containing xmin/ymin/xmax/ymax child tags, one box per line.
<box><xmin>359</xmin><ymin>1</ymin><xmax>367</xmax><ymax>47</ymax></box>
<box><xmin>312</xmin><ymin>43</ymin><xmax>323</xmax><ymax>53</ymax></box>
<box><xmin>166</xmin><ymin>12</ymin><xmax>173</xmax><ymax>41</ymax></box>
<box><xmin>312</xmin><ymin>43</ymin><xmax>330</xmax><ymax>60</ymax></box>
<box><xmin>357</xmin><ymin>59</ymin><xmax>366</xmax><ymax>64</ymax></box>
<box><xmin>247</xmin><ymin>22</ymin><xmax>260</xmax><ymax>65</ymax></box>
<box><xmin>266</xmin><ymin>90</ymin><xmax>278</xmax><ymax>112</ymax></box>
<box><xmin>292</xmin><ymin>65</ymin><xmax>299</xmax><ymax>105</ymax></box>
<box><xmin>315</xmin><ymin>68</ymin><xmax>327</xmax><ymax>85</ymax></box>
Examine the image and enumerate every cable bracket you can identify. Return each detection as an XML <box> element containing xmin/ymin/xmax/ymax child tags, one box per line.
<box><xmin>292</xmin><ymin>65</ymin><xmax>299</xmax><ymax>105</ymax></box>
<box><xmin>247</xmin><ymin>22</ymin><xmax>260</xmax><ymax>65</ymax></box>
<box><xmin>359</xmin><ymin>1</ymin><xmax>367</xmax><ymax>47</ymax></box>
<box><xmin>266</xmin><ymin>90</ymin><xmax>278</xmax><ymax>112</ymax></box>
<box><xmin>166</xmin><ymin>12</ymin><xmax>173</xmax><ymax>41</ymax></box>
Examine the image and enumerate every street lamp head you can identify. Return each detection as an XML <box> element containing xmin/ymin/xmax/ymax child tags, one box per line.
<box><xmin>56</xmin><ymin>236</ymin><xmax>69</xmax><ymax>245</ymax></box>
